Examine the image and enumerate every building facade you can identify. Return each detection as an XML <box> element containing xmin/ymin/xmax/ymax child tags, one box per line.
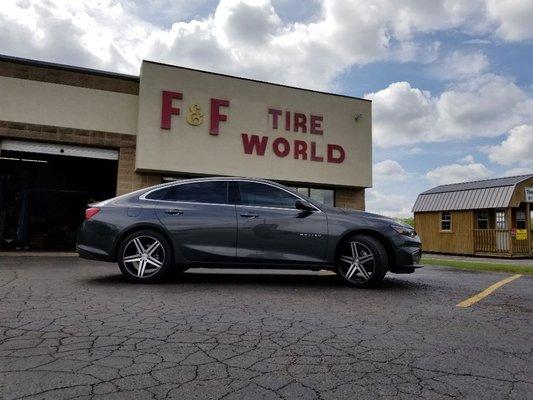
<box><xmin>413</xmin><ymin>175</ymin><xmax>533</xmax><ymax>257</ymax></box>
<box><xmin>0</xmin><ymin>55</ymin><xmax>372</xmax><ymax>251</ymax></box>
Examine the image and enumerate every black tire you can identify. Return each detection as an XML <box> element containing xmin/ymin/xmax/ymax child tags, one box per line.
<box><xmin>117</xmin><ymin>229</ymin><xmax>173</xmax><ymax>283</ymax></box>
<box><xmin>335</xmin><ymin>234</ymin><xmax>388</xmax><ymax>288</ymax></box>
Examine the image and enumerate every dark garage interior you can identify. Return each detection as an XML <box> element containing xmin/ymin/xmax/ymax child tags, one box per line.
<box><xmin>0</xmin><ymin>148</ymin><xmax>117</xmax><ymax>251</ymax></box>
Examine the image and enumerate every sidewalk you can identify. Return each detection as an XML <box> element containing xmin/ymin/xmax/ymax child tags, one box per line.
<box><xmin>424</xmin><ymin>253</ymin><xmax>533</xmax><ymax>266</ymax></box>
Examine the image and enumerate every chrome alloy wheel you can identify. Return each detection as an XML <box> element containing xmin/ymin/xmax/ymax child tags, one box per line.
<box><xmin>122</xmin><ymin>235</ymin><xmax>165</xmax><ymax>278</ymax></box>
<box><xmin>338</xmin><ymin>241</ymin><xmax>375</xmax><ymax>283</ymax></box>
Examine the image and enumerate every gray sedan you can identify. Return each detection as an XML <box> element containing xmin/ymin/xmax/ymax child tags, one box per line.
<box><xmin>77</xmin><ymin>177</ymin><xmax>422</xmax><ymax>287</ymax></box>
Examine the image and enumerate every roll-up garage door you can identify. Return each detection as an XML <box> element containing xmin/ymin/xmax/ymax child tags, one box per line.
<box><xmin>0</xmin><ymin>139</ymin><xmax>118</xmax><ymax>160</ymax></box>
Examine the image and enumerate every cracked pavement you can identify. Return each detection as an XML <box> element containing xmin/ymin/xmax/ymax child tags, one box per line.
<box><xmin>0</xmin><ymin>256</ymin><xmax>531</xmax><ymax>399</ymax></box>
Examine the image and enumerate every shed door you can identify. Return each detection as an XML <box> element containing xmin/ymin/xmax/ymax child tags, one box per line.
<box><xmin>495</xmin><ymin>210</ymin><xmax>508</xmax><ymax>251</ymax></box>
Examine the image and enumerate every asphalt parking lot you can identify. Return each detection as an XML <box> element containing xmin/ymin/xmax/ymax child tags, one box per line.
<box><xmin>1</xmin><ymin>257</ymin><xmax>531</xmax><ymax>400</ymax></box>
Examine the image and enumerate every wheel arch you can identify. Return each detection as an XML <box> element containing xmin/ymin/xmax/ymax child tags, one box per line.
<box><xmin>113</xmin><ymin>223</ymin><xmax>173</xmax><ymax>262</ymax></box>
<box><xmin>334</xmin><ymin>229</ymin><xmax>396</xmax><ymax>268</ymax></box>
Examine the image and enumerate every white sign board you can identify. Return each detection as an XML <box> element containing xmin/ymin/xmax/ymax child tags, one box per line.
<box><xmin>136</xmin><ymin>61</ymin><xmax>372</xmax><ymax>188</ymax></box>
<box><xmin>526</xmin><ymin>187</ymin><xmax>533</xmax><ymax>202</ymax></box>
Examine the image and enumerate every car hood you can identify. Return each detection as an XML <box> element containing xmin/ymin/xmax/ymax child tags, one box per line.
<box><xmin>327</xmin><ymin>207</ymin><xmax>412</xmax><ymax>228</ymax></box>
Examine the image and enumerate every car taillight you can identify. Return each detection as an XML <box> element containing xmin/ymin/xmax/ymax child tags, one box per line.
<box><xmin>85</xmin><ymin>207</ymin><xmax>100</xmax><ymax>220</ymax></box>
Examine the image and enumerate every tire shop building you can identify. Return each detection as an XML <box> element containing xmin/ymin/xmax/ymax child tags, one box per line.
<box><xmin>0</xmin><ymin>54</ymin><xmax>372</xmax><ymax>251</ymax></box>
<box><xmin>413</xmin><ymin>175</ymin><xmax>533</xmax><ymax>257</ymax></box>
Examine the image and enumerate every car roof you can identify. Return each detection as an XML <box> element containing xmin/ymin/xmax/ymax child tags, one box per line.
<box><xmin>97</xmin><ymin>176</ymin><xmax>322</xmax><ymax>210</ymax></box>
<box><xmin>164</xmin><ymin>176</ymin><xmax>276</xmax><ymax>183</ymax></box>
<box><xmin>156</xmin><ymin>176</ymin><xmax>293</xmax><ymax>188</ymax></box>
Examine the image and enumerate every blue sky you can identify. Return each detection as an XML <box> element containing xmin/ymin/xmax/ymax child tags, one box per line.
<box><xmin>1</xmin><ymin>0</ymin><xmax>532</xmax><ymax>216</ymax></box>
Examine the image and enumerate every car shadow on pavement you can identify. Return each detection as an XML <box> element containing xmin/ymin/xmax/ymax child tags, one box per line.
<box><xmin>86</xmin><ymin>270</ymin><xmax>422</xmax><ymax>291</ymax></box>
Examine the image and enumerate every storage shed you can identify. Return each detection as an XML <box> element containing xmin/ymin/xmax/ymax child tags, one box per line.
<box><xmin>413</xmin><ymin>174</ymin><xmax>533</xmax><ymax>257</ymax></box>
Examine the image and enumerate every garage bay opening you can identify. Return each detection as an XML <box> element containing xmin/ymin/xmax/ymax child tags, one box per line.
<box><xmin>0</xmin><ymin>140</ymin><xmax>118</xmax><ymax>251</ymax></box>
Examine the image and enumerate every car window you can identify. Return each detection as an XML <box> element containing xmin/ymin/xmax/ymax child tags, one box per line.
<box><xmin>238</xmin><ymin>182</ymin><xmax>298</xmax><ymax>209</ymax></box>
<box><xmin>145</xmin><ymin>181</ymin><xmax>229</xmax><ymax>204</ymax></box>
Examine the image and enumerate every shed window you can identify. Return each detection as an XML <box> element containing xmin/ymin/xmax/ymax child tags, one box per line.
<box><xmin>516</xmin><ymin>210</ymin><xmax>526</xmax><ymax>229</ymax></box>
<box><xmin>477</xmin><ymin>210</ymin><xmax>489</xmax><ymax>229</ymax></box>
<box><xmin>441</xmin><ymin>211</ymin><xmax>452</xmax><ymax>231</ymax></box>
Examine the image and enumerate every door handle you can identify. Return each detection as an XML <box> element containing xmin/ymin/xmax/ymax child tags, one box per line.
<box><xmin>165</xmin><ymin>209</ymin><xmax>183</xmax><ymax>215</ymax></box>
<box><xmin>240</xmin><ymin>212</ymin><xmax>258</xmax><ymax>218</ymax></box>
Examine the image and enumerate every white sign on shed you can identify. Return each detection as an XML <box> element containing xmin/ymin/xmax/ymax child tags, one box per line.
<box><xmin>525</xmin><ymin>187</ymin><xmax>533</xmax><ymax>202</ymax></box>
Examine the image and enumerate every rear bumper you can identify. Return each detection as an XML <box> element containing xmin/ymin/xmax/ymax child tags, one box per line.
<box><xmin>77</xmin><ymin>244</ymin><xmax>113</xmax><ymax>262</ymax></box>
<box><xmin>76</xmin><ymin>220</ymin><xmax>118</xmax><ymax>262</ymax></box>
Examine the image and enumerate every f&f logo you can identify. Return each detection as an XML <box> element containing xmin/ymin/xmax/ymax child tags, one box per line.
<box><xmin>186</xmin><ymin>104</ymin><xmax>203</xmax><ymax>126</ymax></box>
<box><xmin>160</xmin><ymin>90</ymin><xmax>229</xmax><ymax>135</ymax></box>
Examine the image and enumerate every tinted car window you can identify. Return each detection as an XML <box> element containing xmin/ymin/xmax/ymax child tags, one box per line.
<box><xmin>238</xmin><ymin>182</ymin><xmax>298</xmax><ymax>208</ymax></box>
<box><xmin>146</xmin><ymin>181</ymin><xmax>228</xmax><ymax>204</ymax></box>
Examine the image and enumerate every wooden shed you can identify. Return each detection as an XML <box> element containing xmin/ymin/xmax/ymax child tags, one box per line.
<box><xmin>413</xmin><ymin>174</ymin><xmax>533</xmax><ymax>257</ymax></box>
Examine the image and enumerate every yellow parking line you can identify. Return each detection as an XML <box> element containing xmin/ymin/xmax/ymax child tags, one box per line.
<box><xmin>457</xmin><ymin>274</ymin><xmax>522</xmax><ymax>308</ymax></box>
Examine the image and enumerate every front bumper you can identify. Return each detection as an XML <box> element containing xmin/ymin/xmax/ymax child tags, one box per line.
<box><xmin>389</xmin><ymin>237</ymin><xmax>423</xmax><ymax>274</ymax></box>
<box><xmin>390</xmin><ymin>264</ymin><xmax>423</xmax><ymax>274</ymax></box>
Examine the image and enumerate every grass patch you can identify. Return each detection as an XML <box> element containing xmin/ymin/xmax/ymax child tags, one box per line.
<box><xmin>422</xmin><ymin>257</ymin><xmax>533</xmax><ymax>275</ymax></box>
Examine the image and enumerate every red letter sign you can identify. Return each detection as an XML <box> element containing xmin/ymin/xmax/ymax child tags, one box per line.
<box><xmin>268</xmin><ymin>108</ymin><xmax>282</xmax><ymax>129</ymax></box>
<box><xmin>294</xmin><ymin>140</ymin><xmax>308</xmax><ymax>160</ymax></box>
<box><xmin>210</xmin><ymin>98</ymin><xmax>230</xmax><ymax>135</ymax></box>
<box><xmin>272</xmin><ymin>137</ymin><xmax>290</xmax><ymax>158</ymax></box>
<box><xmin>160</xmin><ymin>90</ymin><xmax>182</xmax><ymax>130</ymax></box>
<box><xmin>310</xmin><ymin>142</ymin><xmax>324</xmax><ymax>162</ymax></box>
<box><xmin>293</xmin><ymin>113</ymin><xmax>307</xmax><ymax>133</ymax></box>
<box><xmin>310</xmin><ymin>115</ymin><xmax>323</xmax><ymax>135</ymax></box>
<box><xmin>327</xmin><ymin>144</ymin><xmax>345</xmax><ymax>163</ymax></box>
<box><xmin>242</xmin><ymin>134</ymin><xmax>269</xmax><ymax>155</ymax></box>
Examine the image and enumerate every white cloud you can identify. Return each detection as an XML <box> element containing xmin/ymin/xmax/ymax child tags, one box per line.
<box><xmin>486</xmin><ymin>0</ymin><xmax>533</xmax><ymax>41</ymax></box>
<box><xmin>1</xmin><ymin>0</ymin><xmax>531</xmax><ymax>90</ymax></box>
<box><xmin>408</xmin><ymin>147</ymin><xmax>423</xmax><ymax>154</ymax></box>
<box><xmin>426</xmin><ymin>162</ymin><xmax>492</xmax><ymax>186</ymax></box>
<box><xmin>373</xmin><ymin>159</ymin><xmax>407</xmax><ymax>181</ymax></box>
<box><xmin>459</xmin><ymin>154</ymin><xmax>475</xmax><ymax>164</ymax></box>
<box><xmin>366</xmin><ymin>189</ymin><xmax>413</xmax><ymax>218</ymax></box>
<box><xmin>503</xmin><ymin>167</ymin><xmax>533</xmax><ymax>177</ymax></box>
<box><xmin>434</xmin><ymin>51</ymin><xmax>489</xmax><ymax>80</ymax></box>
<box><xmin>367</xmin><ymin>74</ymin><xmax>532</xmax><ymax>148</ymax></box>
<box><xmin>365</xmin><ymin>81</ymin><xmax>436</xmax><ymax>147</ymax></box>
<box><xmin>484</xmin><ymin>124</ymin><xmax>533</xmax><ymax>166</ymax></box>
<box><xmin>464</xmin><ymin>38</ymin><xmax>492</xmax><ymax>45</ymax></box>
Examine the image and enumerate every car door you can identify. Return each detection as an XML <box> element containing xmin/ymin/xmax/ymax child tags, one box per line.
<box><xmin>149</xmin><ymin>180</ymin><xmax>238</xmax><ymax>262</ymax></box>
<box><xmin>234</xmin><ymin>181</ymin><xmax>328</xmax><ymax>265</ymax></box>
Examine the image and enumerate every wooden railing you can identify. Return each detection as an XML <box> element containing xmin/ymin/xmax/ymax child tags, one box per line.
<box><xmin>474</xmin><ymin>229</ymin><xmax>509</xmax><ymax>253</ymax></box>
<box><xmin>474</xmin><ymin>229</ymin><xmax>532</xmax><ymax>255</ymax></box>
<box><xmin>512</xmin><ymin>235</ymin><xmax>530</xmax><ymax>254</ymax></box>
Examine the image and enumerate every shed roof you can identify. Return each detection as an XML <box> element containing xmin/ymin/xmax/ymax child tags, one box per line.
<box><xmin>412</xmin><ymin>174</ymin><xmax>533</xmax><ymax>212</ymax></box>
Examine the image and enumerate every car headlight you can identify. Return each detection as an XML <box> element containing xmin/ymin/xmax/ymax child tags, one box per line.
<box><xmin>391</xmin><ymin>224</ymin><xmax>417</xmax><ymax>238</ymax></box>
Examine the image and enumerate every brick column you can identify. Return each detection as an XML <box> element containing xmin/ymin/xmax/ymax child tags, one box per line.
<box><xmin>116</xmin><ymin>147</ymin><xmax>161</xmax><ymax>195</ymax></box>
<box><xmin>335</xmin><ymin>187</ymin><xmax>365</xmax><ymax>210</ymax></box>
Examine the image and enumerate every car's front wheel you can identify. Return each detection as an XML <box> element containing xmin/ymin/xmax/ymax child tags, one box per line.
<box><xmin>335</xmin><ymin>234</ymin><xmax>388</xmax><ymax>288</ymax></box>
<box><xmin>118</xmin><ymin>230</ymin><xmax>172</xmax><ymax>282</ymax></box>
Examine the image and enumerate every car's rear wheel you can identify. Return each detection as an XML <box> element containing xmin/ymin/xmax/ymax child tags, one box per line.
<box><xmin>118</xmin><ymin>230</ymin><xmax>172</xmax><ymax>282</ymax></box>
<box><xmin>335</xmin><ymin>234</ymin><xmax>388</xmax><ymax>288</ymax></box>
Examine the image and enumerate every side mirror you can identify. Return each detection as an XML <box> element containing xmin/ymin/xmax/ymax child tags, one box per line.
<box><xmin>295</xmin><ymin>199</ymin><xmax>315</xmax><ymax>212</ymax></box>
